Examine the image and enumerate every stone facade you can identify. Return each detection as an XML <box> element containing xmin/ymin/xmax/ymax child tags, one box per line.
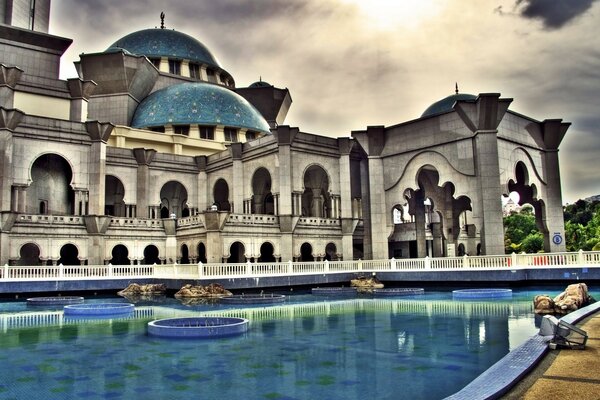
<box><xmin>0</xmin><ymin>3</ymin><xmax>569</xmax><ymax>266</ymax></box>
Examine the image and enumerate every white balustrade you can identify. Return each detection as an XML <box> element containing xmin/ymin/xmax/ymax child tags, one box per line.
<box><xmin>2</xmin><ymin>251</ymin><xmax>600</xmax><ymax>282</ymax></box>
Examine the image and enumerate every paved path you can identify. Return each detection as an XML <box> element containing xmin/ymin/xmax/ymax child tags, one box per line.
<box><xmin>503</xmin><ymin>311</ymin><xmax>600</xmax><ymax>400</ymax></box>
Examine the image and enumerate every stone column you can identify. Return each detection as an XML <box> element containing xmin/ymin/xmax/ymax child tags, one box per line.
<box><xmin>311</xmin><ymin>188</ymin><xmax>323</xmax><ymax>217</ymax></box>
<box><xmin>230</xmin><ymin>143</ymin><xmax>243</xmax><ymax>214</ymax></box>
<box><xmin>367</xmin><ymin>156</ymin><xmax>387</xmax><ymax>259</ymax></box>
<box><xmin>413</xmin><ymin>191</ymin><xmax>428</xmax><ymax>258</ymax></box>
<box><xmin>85</xmin><ymin>122</ymin><xmax>114</xmax><ymax>215</ymax></box>
<box><xmin>472</xmin><ymin>130</ymin><xmax>505</xmax><ymax>255</ymax></box>
<box><xmin>133</xmin><ymin>148</ymin><xmax>156</xmax><ymax>218</ymax></box>
<box><xmin>540</xmin><ymin>119</ymin><xmax>570</xmax><ymax>252</ymax></box>
<box><xmin>455</xmin><ymin>93</ymin><xmax>512</xmax><ymax>256</ymax></box>
<box><xmin>273</xmin><ymin>193</ymin><xmax>279</xmax><ymax>215</ymax></box>
<box><xmin>195</xmin><ymin>156</ymin><xmax>208</xmax><ymax>212</ymax></box>
<box><xmin>68</xmin><ymin>79</ymin><xmax>96</xmax><ymax>122</ymax></box>
<box><xmin>359</xmin><ymin>158</ymin><xmax>373</xmax><ymax>258</ymax></box>
<box><xmin>0</xmin><ymin>108</ymin><xmax>24</xmax><ymax>212</ymax></box>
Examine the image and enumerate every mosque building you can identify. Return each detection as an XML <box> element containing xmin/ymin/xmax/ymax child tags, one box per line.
<box><xmin>0</xmin><ymin>0</ymin><xmax>569</xmax><ymax>266</ymax></box>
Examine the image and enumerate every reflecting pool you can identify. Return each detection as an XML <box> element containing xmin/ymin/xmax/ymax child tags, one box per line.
<box><xmin>0</xmin><ymin>287</ymin><xmax>591</xmax><ymax>399</ymax></box>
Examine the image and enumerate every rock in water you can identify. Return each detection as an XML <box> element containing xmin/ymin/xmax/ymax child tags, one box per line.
<box><xmin>350</xmin><ymin>276</ymin><xmax>384</xmax><ymax>293</ymax></box>
<box><xmin>533</xmin><ymin>294</ymin><xmax>554</xmax><ymax>314</ymax></box>
<box><xmin>174</xmin><ymin>283</ymin><xmax>232</xmax><ymax>298</ymax></box>
<box><xmin>118</xmin><ymin>283</ymin><xmax>166</xmax><ymax>296</ymax></box>
<box><xmin>553</xmin><ymin>283</ymin><xmax>590</xmax><ymax>314</ymax></box>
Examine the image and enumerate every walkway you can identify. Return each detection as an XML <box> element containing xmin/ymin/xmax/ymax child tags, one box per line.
<box><xmin>503</xmin><ymin>310</ymin><xmax>600</xmax><ymax>399</ymax></box>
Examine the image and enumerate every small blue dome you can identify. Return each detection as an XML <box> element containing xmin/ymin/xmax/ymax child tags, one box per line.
<box><xmin>104</xmin><ymin>47</ymin><xmax>133</xmax><ymax>55</ymax></box>
<box><xmin>132</xmin><ymin>82</ymin><xmax>271</xmax><ymax>134</ymax></box>
<box><xmin>421</xmin><ymin>93</ymin><xmax>477</xmax><ymax>118</ymax></box>
<box><xmin>249</xmin><ymin>80</ymin><xmax>272</xmax><ymax>88</ymax></box>
<box><xmin>109</xmin><ymin>29</ymin><xmax>221</xmax><ymax>68</ymax></box>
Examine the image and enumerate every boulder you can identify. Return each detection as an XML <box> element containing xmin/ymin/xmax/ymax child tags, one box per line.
<box><xmin>533</xmin><ymin>295</ymin><xmax>554</xmax><ymax>314</ymax></box>
<box><xmin>118</xmin><ymin>283</ymin><xmax>166</xmax><ymax>296</ymax></box>
<box><xmin>553</xmin><ymin>283</ymin><xmax>591</xmax><ymax>314</ymax></box>
<box><xmin>174</xmin><ymin>283</ymin><xmax>232</xmax><ymax>298</ymax></box>
<box><xmin>351</xmin><ymin>276</ymin><xmax>384</xmax><ymax>293</ymax></box>
<box><xmin>534</xmin><ymin>283</ymin><xmax>595</xmax><ymax>315</ymax></box>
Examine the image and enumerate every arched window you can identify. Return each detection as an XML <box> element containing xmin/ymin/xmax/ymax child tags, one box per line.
<box><xmin>197</xmin><ymin>243</ymin><xmax>207</xmax><ymax>263</ymax></box>
<box><xmin>160</xmin><ymin>181</ymin><xmax>188</xmax><ymax>218</ymax></box>
<box><xmin>325</xmin><ymin>243</ymin><xmax>337</xmax><ymax>261</ymax></box>
<box><xmin>251</xmin><ymin>168</ymin><xmax>273</xmax><ymax>215</ymax></box>
<box><xmin>213</xmin><ymin>179</ymin><xmax>230</xmax><ymax>211</ymax></box>
<box><xmin>105</xmin><ymin>175</ymin><xmax>126</xmax><ymax>217</ymax></box>
<box><xmin>28</xmin><ymin>154</ymin><xmax>74</xmax><ymax>215</ymax></box>
<box><xmin>180</xmin><ymin>244</ymin><xmax>190</xmax><ymax>264</ymax></box>
<box><xmin>143</xmin><ymin>245</ymin><xmax>160</xmax><ymax>264</ymax></box>
<box><xmin>302</xmin><ymin>165</ymin><xmax>330</xmax><ymax>218</ymax></box>
<box><xmin>58</xmin><ymin>244</ymin><xmax>79</xmax><ymax>266</ymax></box>
<box><xmin>259</xmin><ymin>242</ymin><xmax>276</xmax><ymax>262</ymax></box>
<box><xmin>111</xmin><ymin>245</ymin><xmax>129</xmax><ymax>265</ymax></box>
<box><xmin>17</xmin><ymin>243</ymin><xmax>42</xmax><ymax>266</ymax></box>
<box><xmin>228</xmin><ymin>242</ymin><xmax>245</xmax><ymax>263</ymax></box>
<box><xmin>300</xmin><ymin>243</ymin><xmax>314</xmax><ymax>262</ymax></box>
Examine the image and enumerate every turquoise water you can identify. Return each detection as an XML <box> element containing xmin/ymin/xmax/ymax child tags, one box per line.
<box><xmin>0</xmin><ymin>287</ymin><xmax>592</xmax><ymax>399</ymax></box>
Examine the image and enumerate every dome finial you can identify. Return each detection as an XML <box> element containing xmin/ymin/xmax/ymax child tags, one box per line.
<box><xmin>160</xmin><ymin>12</ymin><xmax>165</xmax><ymax>29</ymax></box>
<box><xmin>455</xmin><ymin>82</ymin><xmax>459</xmax><ymax>94</ymax></box>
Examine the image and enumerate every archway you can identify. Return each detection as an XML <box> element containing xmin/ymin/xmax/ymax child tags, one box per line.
<box><xmin>507</xmin><ymin>162</ymin><xmax>551</xmax><ymax>251</ymax></box>
<box><xmin>299</xmin><ymin>242</ymin><xmax>314</xmax><ymax>262</ymax></box>
<box><xmin>180</xmin><ymin>244</ymin><xmax>190</xmax><ymax>264</ymax></box>
<box><xmin>111</xmin><ymin>245</ymin><xmax>129</xmax><ymax>265</ymax></box>
<box><xmin>325</xmin><ymin>243</ymin><xmax>337</xmax><ymax>261</ymax></box>
<box><xmin>58</xmin><ymin>244</ymin><xmax>79</xmax><ymax>266</ymax></box>
<box><xmin>197</xmin><ymin>243</ymin><xmax>207</xmax><ymax>263</ymax></box>
<box><xmin>17</xmin><ymin>243</ymin><xmax>42</xmax><ymax>266</ymax></box>
<box><xmin>28</xmin><ymin>154</ymin><xmax>74</xmax><ymax>215</ymax></box>
<box><xmin>457</xmin><ymin>243</ymin><xmax>466</xmax><ymax>256</ymax></box>
<box><xmin>258</xmin><ymin>242</ymin><xmax>276</xmax><ymax>262</ymax></box>
<box><xmin>402</xmin><ymin>167</ymin><xmax>472</xmax><ymax>258</ymax></box>
<box><xmin>213</xmin><ymin>179</ymin><xmax>231</xmax><ymax>211</ymax></box>
<box><xmin>105</xmin><ymin>175</ymin><xmax>126</xmax><ymax>216</ymax></box>
<box><xmin>251</xmin><ymin>168</ymin><xmax>274</xmax><ymax>215</ymax></box>
<box><xmin>227</xmin><ymin>242</ymin><xmax>245</xmax><ymax>263</ymax></box>
<box><xmin>160</xmin><ymin>181</ymin><xmax>188</xmax><ymax>218</ymax></box>
<box><xmin>143</xmin><ymin>245</ymin><xmax>160</xmax><ymax>264</ymax></box>
<box><xmin>302</xmin><ymin>165</ymin><xmax>330</xmax><ymax>218</ymax></box>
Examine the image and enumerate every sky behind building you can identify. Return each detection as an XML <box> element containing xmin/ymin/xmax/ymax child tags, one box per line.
<box><xmin>49</xmin><ymin>0</ymin><xmax>600</xmax><ymax>204</ymax></box>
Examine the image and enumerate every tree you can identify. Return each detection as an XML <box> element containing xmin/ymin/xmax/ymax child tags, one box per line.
<box><xmin>504</xmin><ymin>206</ymin><xmax>539</xmax><ymax>253</ymax></box>
<box><xmin>563</xmin><ymin>200</ymin><xmax>600</xmax><ymax>251</ymax></box>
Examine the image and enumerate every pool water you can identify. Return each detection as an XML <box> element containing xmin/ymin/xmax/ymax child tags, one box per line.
<box><xmin>0</xmin><ymin>287</ymin><xmax>593</xmax><ymax>400</ymax></box>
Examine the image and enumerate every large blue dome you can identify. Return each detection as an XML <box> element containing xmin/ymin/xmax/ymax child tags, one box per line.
<box><xmin>421</xmin><ymin>93</ymin><xmax>477</xmax><ymax>118</ymax></box>
<box><xmin>132</xmin><ymin>82</ymin><xmax>271</xmax><ymax>134</ymax></box>
<box><xmin>108</xmin><ymin>29</ymin><xmax>221</xmax><ymax>69</ymax></box>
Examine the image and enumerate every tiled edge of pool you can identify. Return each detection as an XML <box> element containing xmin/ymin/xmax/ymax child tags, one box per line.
<box><xmin>444</xmin><ymin>301</ymin><xmax>600</xmax><ymax>400</ymax></box>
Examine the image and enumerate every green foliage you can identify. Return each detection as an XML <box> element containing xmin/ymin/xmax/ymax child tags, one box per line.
<box><xmin>503</xmin><ymin>198</ymin><xmax>600</xmax><ymax>253</ymax></box>
<box><xmin>521</xmin><ymin>232</ymin><xmax>544</xmax><ymax>253</ymax></box>
<box><xmin>504</xmin><ymin>208</ymin><xmax>539</xmax><ymax>253</ymax></box>
<box><xmin>563</xmin><ymin>200</ymin><xmax>600</xmax><ymax>251</ymax></box>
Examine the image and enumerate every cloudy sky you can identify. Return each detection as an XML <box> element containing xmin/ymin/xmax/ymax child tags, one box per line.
<box><xmin>49</xmin><ymin>0</ymin><xmax>599</xmax><ymax>204</ymax></box>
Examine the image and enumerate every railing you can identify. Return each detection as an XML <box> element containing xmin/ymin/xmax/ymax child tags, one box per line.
<box><xmin>1</xmin><ymin>250</ymin><xmax>599</xmax><ymax>282</ymax></box>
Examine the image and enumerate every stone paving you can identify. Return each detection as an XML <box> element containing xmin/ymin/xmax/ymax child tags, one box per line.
<box><xmin>509</xmin><ymin>310</ymin><xmax>600</xmax><ymax>400</ymax></box>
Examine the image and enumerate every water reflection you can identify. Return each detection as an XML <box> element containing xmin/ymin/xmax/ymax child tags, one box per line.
<box><xmin>0</xmin><ymin>296</ymin><xmax>538</xmax><ymax>400</ymax></box>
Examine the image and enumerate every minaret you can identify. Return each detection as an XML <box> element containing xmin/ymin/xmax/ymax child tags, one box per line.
<box><xmin>1</xmin><ymin>0</ymin><xmax>51</xmax><ymax>33</ymax></box>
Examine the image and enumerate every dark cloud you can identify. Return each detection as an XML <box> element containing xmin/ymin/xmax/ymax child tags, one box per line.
<box><xmin>49</xmin><ymin>0</ymin><xmax>600</xmax><ymax>202</ymax></box>
<box><xmin>514</xmin><ymin>0</ymin><xmax>598</xmax><ymax>29</ymax></box>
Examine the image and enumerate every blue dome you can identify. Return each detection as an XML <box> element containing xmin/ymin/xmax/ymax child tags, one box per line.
<box><xmin>108</xmin><ymin>29</ymin><xmax>221</xmax><ymax>68</ymax></box>
<box><xmin>249</xmin><ymin>80</ymin><xmax>272</xmax><ymax>88</ymax></box>
<box><xmin>421</xmin><ymin>93</ymin><xmax>477</xmax><ymax>118</ymax></box>
<box><xmin>132</xmin><ymin>82</ymin><xmax>271</xmax><ymax>134</ymax></box>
